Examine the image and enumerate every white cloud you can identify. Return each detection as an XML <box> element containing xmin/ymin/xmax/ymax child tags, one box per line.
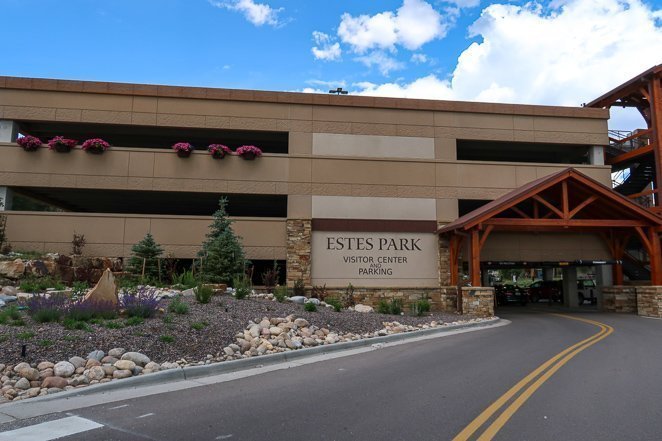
<box><xmin>209</xmin><ymin>0</ymin><xmax>283</xmax><ymax>27</ymax></box>
<box><xmin>351</xmin><ymin>0</ymin><xmax>662</xmax><ymax>129</ymax></box>
<box><xmin>410</xmin><ymin>53</ymin><xmax>428</xmax><ymax>63</ymax></box>
<box><xmin>355</xmin><ymin>51</ymin><xmax>406</xmax><ymax>76</ymax></box>
<box><xmin>306</xmin><ymin>79</ymin><xmax>347</xmax><ymax>89</ymax></box>
<box><xmin>445</xmin><ymin>0</ymin><xmax>481</xmax><ymax>8</ymax></box>
<box><xmin>337</xmin><ymin>0</ymin><xmax>447</xmax><ymax>53</ymax></box>
<box><xmin>311</xmin><ymin>31</ymin><xmax>342</xmax><ymax>61</ymax></box>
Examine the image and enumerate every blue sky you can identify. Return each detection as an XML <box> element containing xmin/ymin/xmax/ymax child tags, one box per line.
<box><xmin>1</xmin><ymin>0</ymin><xmax>661</xmax><ymax>127</ymax></box>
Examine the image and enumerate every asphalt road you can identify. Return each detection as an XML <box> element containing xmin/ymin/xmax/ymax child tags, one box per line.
<box><xmin>4</xmin><ymin>310</ymin><xmax>662</xmax><ymax>440</ymax></box>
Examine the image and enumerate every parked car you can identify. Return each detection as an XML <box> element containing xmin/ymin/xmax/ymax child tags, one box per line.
<box><xmin>527</xmin><ymin>280</ymin><xmax>563</xmax><ymax>303</ymax></box>
<box><xmin>578</xmin><ymin>279</ymin><xmax>597</xmax><ymax>305</ymax></box>
<box><xmin>494</xmin><ymin>284</ymin><xmax>529</xmax><ymax>306</ymax></box>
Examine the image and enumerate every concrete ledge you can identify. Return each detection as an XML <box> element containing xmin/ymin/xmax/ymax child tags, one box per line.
<box><xmin>0</xmin><ymin>318</ymin><xmax>501</xmax><ymax>409</ymax></box>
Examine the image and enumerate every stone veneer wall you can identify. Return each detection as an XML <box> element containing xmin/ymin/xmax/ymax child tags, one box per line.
<box><xmin>438</xmin><ymin>235</ymin><xmax>451</xmax><ymax>286</ymax></box>
<box><xmin>636</xmin><ymin>286</ymin><xmax>662</xmax><ymax>318</ymax></box>
<box><xmin>286</xmin><ymin>219</ymin><xmax>311</xmax><ymax>288</ymax></box>
<box><xmin>324</xmin><ymin>286</ymin><xmax>458</xmax><ymax>313</ymax></box>
<box><xmin>602</xmin><ymin>286</ymin><xmax>637</xmax><ymax>313</ymax></box>
<box><xmin>460</xmin><ymin>287</ymin><xmax>495</xmax><ymax>317</ymax></box>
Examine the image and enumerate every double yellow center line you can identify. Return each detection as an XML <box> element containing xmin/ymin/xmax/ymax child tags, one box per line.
<box><xmin>453</xmin><ymin>314</ymin><xmax>614</xmax><ymax>441</ymax></box>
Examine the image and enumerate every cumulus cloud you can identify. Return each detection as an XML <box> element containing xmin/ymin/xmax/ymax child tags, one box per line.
<box><xmin>209</xmin><ymin>0</ymin><xmax>283</xmax><ymax>27</ymax></box>
<box><xmin>350</xmin><ymin>0</ymin><xmax>662</xmax><ymax>129</ymax></box>
<box><xmin>338</xmin><ymin>0</ymin><xmax>447</xmax><ymax>53</ymax></box>
<box><xmin>410</xmin><ymin>53</ymin><xmax>428</xmax><ymax>64</ymax></box>
<box><xmin>355</xmin><ymin>51</ymin><xmax>406</xmax><ymax>76</ymax></box>
<box><xmin>311</xmin><ymin>31</ymin><xmax>342</xmax><ymax>61</ymax></box>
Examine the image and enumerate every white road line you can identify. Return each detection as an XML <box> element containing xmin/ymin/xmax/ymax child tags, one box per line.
<box><xmin>136</xmin><ymin>413</ymin><xmax>155</xmax><ymax>419</ymax></box>
<box><xmin>108</xmin><ymin>404</ymin><xmax>129</xmax><ymax>410</ymax></box>
<box><xmin>0</xmin><ymin>416</ymin><xmax>103</xmax><ymax>441</ymax></box>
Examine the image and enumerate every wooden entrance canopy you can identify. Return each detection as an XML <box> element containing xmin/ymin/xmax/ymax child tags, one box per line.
<box><xmin>437</xmin><ymin>168</ymin><xmax>662</xmax><ymax>286</ymax></box>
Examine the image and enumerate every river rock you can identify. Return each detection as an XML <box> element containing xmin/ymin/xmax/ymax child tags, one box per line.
<box><xmin>37</xmin><ymin>361</ymin><xmax>54</xmax><ymax>371</ymax></box>
<box><xmin>87</xmin><ymin>350</ymin><xmax>105</xmax><ymax>361</ymax></box>
<box><xmin>121</xmin><ymin>352</ymin><xmax>150</xmax><ymax>367</ymax></box>
<box><xmin>39</xmin><ymin>368</ymin><xmax>54</xmax><ymax>380</ymax></box>
<box><xmin>1</xmin><ymin>286</ymin><xmax>18</xmax><ymax>296</ymax></box>
<box><xmin>354</xmin><ymin>304</ymin><xmax>374</xmax><ymax>313</ymax></box>
<box><xmin>101</xmin><ymin>356</ymin><xmax>118</xmax><ymax>365</ymax></box>
<box><xmin>69</xmin><ymin>356</ymin><xmax>86</xmax><ymax>369</ymax></box>
<box><xmin>87</xmin><ymin>366</ymin><xmax>105</xmax><ymax>381</ymax></box>
<box><xmin>288</xmin><ymin>296</ymin><xmax>306</xmax><ymax>304</ymax></box>
<box><xmin>108</xmin><ymin>348</ymin><xmax>125</xmax><ymax>358</ymax></box>
<box><xmin>113</xmin><ymin>369</ymin><xmax>132</xmax><ymax>379</ymax></box>
<box><xmin>42</xmin><ymin>376</ymin><xmax>69</xmax><ymax>389</ymax></box>
<box><xmin>14</xmin><ymin>378</ymin><xmax>30</xmax><ymax>390</ymax></box>
<box><xmin>293</xmin><ymin>318</ymin><xmax>309</xmax><ymax>328</ymax></box>
<box><xmin>13</xmin><ymin>362</ymin><xmax>30</xmax><ymax>372</ymax></box>
<box><xmin>18</xmin><ymin>368</ymin><xmax>40</xmax><ymax>381</ymax></box>
<box><xmin>305</xmin><ymin>298</ymin><xmax>321</xmax><ymax>306</ymax></box>
<box><xmin>82</xmin><ymin>268</ymin><xmax>118</xmax><ymax>307</ymax></box>
<box><xmin>85</xmin><ymin>359</ymin><xmax>101</xmax><ymax>369</ymax></box>
<box><xmin>0</xmin><ymin>259</ymin><xmax>25</xmax><ymax>279</ymax></box>
<box><xmin>144</xmin><ymin>362</ymin><xmax>160</xmax><ymax>371</ymax></box>
<box><xmin>114</xmin><ymin>360</ymin><xmax>136</xmax><ymax>371</ymax></box>
<box><xmin>54</xmin><ymin>361</ymin><xmax>75</xmax><ymax>377</ymax></box>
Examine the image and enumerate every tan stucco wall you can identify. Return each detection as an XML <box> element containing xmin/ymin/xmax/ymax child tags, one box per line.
<box><xmin>3</xmin><ymin>212</ymin><xmax>286</xmax><ymax>259</ymax></box>
<box><xmin>480</xmin><ymin>232</ymin><xmax>611</xmax><ymax>261</ymax></box>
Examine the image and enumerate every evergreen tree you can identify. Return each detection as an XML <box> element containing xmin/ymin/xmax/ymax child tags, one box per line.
<box><xmin>128</xmin><ymin>233</ymin><xmax>164</xmax><ymax>280</ymax></box>
<box><xmin>198</xmin><ymin>198</ymin><xmax>246</xmax><ymax>283</ymax></box>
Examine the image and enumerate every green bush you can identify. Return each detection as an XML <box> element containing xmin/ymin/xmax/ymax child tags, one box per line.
<box><xmin>377</xmin><ymin>300</ymin><xmax>390</xmax><ymax>314</ymax></box>
<box><xmin>17</xmin><ymin>331</ymin><xmax>35</xmax><ymax>340</ymax></box>
<box><xmin>39</xmin><ymin>339</ymin><xmax>53</xmax><ymax>347</ymax></box>
<box><xmin>172</xmin><ymin>270</ymin><xmax>197</xmax><ymax>289</ymax></box>
<box><xmin>32</xmin><ymin>308</ymin><xmax>62</xmax><ymax>323</ymax></box>
<box><xmin>233</xmin><ymin>275</ymin><xmax>251</xmax><ymax>300</ymax></box>
<box><xmin>20</xmin><ymin>276</ymin><xmax>65</xmax><ymax>293</ymax></box>
<box><xmin>412</xmin><ymin>299</ymin><xmax>431</xmax><ymax>316</ymax></box>
<box><xmin>326</xmin><ymin>298</ymin><xmax>342</xmax><ymax>312</ymax></box>
<box><xmin>304</xmin><ymin>302</ymin><xmax>317</xmax><ymax>312</ymax></box>
<box><xmin>19</xmin><ymin>279</ymin><xmax>39</xmax><ymax>293</ymax></box>
<box><xmin>195</xmin><ymin>284</ymin><xmax>214</xmax><ymax>304</ymax></box>
<box><xmin>273</xmin><ymin>285</ymin><xmax>289</xmax><ymax>303</ymax></box>
<box><xmin>159</xmin><ymin>335</ymin><xmax>174</xmax><ymax>343</ymax></box>
<box><xmin>63</xmin><ymin>318</ymin><xmax>91</xmax><ymax>331</ymax></box>
<box><xmin>190</xmin><ymin>321</ymin><xmax>208</xmax><ymax>330</ymax></box>
<box><xmin>3</xmin><ymin>305</ymin><xmax>22</xmax><ymax>321</ymax></box>
<box><xmin>71</xmin><ymin>281</ymin><xmax>89</xmax><ymax>300</ymax></box>
<box><xmin>377</xmin><ymin>299</ymin><xmax>403</xmax><ymax>315</ymax></box>
<box><xmin>104</xmin><ymin>320</ymin><xmax>124</xmax><ymax>329</ymax></box>
<box><xmin>162</xmin><ymin>314</ymin><xmax>173</xmax><ymax>324</ymax></box>
<box><xmin>125</xmin><ymin>316</ymin><xmax>144</xmax><ymax>326</ymax></box>
<box><xmin>389</xmin><ymin>299</ymin><xmax>403</xmax><ymax>315</ymax></box>
<box><xmin>168</xmin><ymin>296</ymin><xmax>189</xmax><ymax>315</ymax></box>
<box><xmin>128</xmin><ymin>233</ymin><xmax>164</xmax><ymax>281</ymax></box>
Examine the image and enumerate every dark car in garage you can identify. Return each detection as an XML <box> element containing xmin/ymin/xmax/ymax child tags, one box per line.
<box><xmin>495</xmin><ymin>284</ymin><xmax>529</xmax><ymax>306</ymax></box>
<box><xmin>527</xmin><ymin>280</ymin><xmax>563</xmax><ymax>303</ymax></box>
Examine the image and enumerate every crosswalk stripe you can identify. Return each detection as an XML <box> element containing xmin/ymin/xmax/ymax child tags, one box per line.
<box><xmin>0</xmin><ymin>416</ymin><xmax>103</xmax><ymax>441</ymax></box>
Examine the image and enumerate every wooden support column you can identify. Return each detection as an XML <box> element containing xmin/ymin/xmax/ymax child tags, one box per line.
<box><xmin>603</xmin><ymin>231</ymin><xmax>626</xmax><ymax>285</ymax></box>
<box><xmin>650</xmin><ymin>75</ymin><xmax>662</xmax><ymax>206</ymax></box>
<box><xmin>470</xmin><ymin>229</ymin><xmax>481</xmax><ymax>287</ymax></box>
<box><xmin>648</xmin><ymin>228</ymin><xmax>662</xmax><ymax>285</ymax></box>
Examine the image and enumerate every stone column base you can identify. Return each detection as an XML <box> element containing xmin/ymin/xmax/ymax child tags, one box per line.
<box><xmin>460</xmin><ymin>287</ymin><xmax>494</xmax><ymax>317</ymax></box>
<box><xmin>636</xmin><ymin>286</ymin><xmax>662</xmax><ymax>318</ymax></box>
<box><xmin>602</xmin><ymin>286</ymin><xmax>637</xmax><ymax>313</ymax></box>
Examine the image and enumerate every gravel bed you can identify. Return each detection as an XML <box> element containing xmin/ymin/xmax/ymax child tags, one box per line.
<box><xmin>0</xmin><ymin>295</ymin><xmax>473</xmax><ymax>365</ymax></box>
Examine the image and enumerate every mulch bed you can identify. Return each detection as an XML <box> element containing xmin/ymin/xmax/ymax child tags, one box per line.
<box><xmin>0</xmin><ymin>295</ymin><xmax>470</xmax><ymax>365</ymax></box>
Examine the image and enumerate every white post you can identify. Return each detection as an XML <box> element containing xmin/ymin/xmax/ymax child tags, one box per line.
<box><xmin>0</xmin><ymin>120</ymin><xmax>18</xmax><ymax>143</ymax></box>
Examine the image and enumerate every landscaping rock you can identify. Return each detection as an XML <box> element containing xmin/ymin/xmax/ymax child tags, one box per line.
<box><xmin>87</xmin><ymin>366</ymin><xmax>105</xmax><ymax>381</ymax></box>
<box><xmin>354</xmin><ymin>304</ymin><xmax>374</xmax><ymax>313</ymax></box>
<box><xmin>82</xmin><ymin>268</ymin><xmax>118</xmax><ymax>307</ymax></box>
<box><xmin>87</xmin><ymin>350</ymin><xmax>105</xmax><ymax>361</ymax></box>
<box><xmin>101</xmin><ymin>356</ymin><xmax>118</xmax><ymax>365</ymax></box>
<box><xmin>114</xmin><ymin>360</ymin><xmax>136</xmax><ymax>371</ymax></box>
<box><xmin>305</xmin><ymin>298</ymin><xmax>321</xmax><ymax>306</ymax></box>
<box><xmin>1</xmin><ymin>286</ymin><xmax>18</xmax><ymax>296</ymax></box>
<box><xmin>0</xmin><ymin>259</ymin><xmax>25</xmax><ymax>279</ymax></box>
<box><xmin>121</xmin><ymin>352</ymin><xmax>150</xmax><ymax>367</ymax></box>
<box><xmin>85</xmin><ymin>359</ymin><xmax>101</xmax><ymax>369</ymax></box>
<box><xmin>53</xmin><ymin>361</ymin><xmax>75</xmax><ymax>377</ymax></box>
<box><xmin>108</xmin><ymin>348</ymin><xmax>126</xmax><ymax>358</ymax></box>
<box><xmin>113</xmin><ymin>369</ymin><xmax>132</xmax><ymax>379</ymax></box>
<box><xmin>18</xmin><ymin>368</ymin><xmax>40</xmax><ymax>381</ymax></box>
<box><xmin>13</xmin><ymin>362</ymin><xmax>31</xmax><ymax>372</ymax></box>
<box><xmin>42</xmin><ymin>376</ymin><xmax>68</xmax><ymax>389</ymax></box>
<box><xmin>69</xmin><ymin>356</ymin><xmax>86</xmax><ymax>369</ymax></box>
<box><xmin>144</xmin><ymin>362</ymin><xmax>160</xmax><ymax>371</ymax></box>
<box><xmin>14</xmin><ymin>378</ymin><xmax>30</xmax><ymax>390</ymax></box>
<box><xmin>0</xmin><ymin>295</ymin><xmax>17</xmax><ymax>303</ymax></box>
<box><xmin>289</xmin><ymin>296</ymin><xmax>306</xmax><ymax>304</ymax></box>
<box><xmin>37</xmin><ymin>361</ymin><xmax>54</xmax><ymax>371</ymax></box>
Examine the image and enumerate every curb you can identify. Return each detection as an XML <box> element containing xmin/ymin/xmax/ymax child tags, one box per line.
<box><xmin>0</xmin><ymin>317</ymin><xmax>502</xmax><ymax>408</ymax></box>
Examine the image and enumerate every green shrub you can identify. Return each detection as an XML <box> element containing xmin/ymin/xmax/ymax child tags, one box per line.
<box><xmin>125</xmin><ymin>316</ymin><xmax>144</xmax><ymax>326</ymax></box>
<box><xmin>273</xmin><ymin>285</ymin><xmax>289</xmax><ymax>303</ymax></box>
<box><xmin>412</xmin><ymin>299</ymin><xmax>431</xmax><ymax>316</ymax></box>
<box><xmin>117</xmin><ymin>275</ymin><xmax>140</xmax><ymax>291</ymax></box>
<box><xmin>172</xmin><ymin>270</ymin><xmax>197</xmax><ymax>289</ymax></box>
<box><xmin>18</xmin><ymin>331</ymin><xmax>35</xmax><ymax>340</ymax></box>
<box><xmin>195</xmin><ymin>284</ymin><xmax>214</xmax><ymax>304</ymax></box>
<box><xmin>168</xmin><ymin>296</ymin><xmax>189</xmax><ymax>315</ymax></box>
<box><xmin>9</xmin><ymin>318</ymin><xmax>25</xmax><ymax>326</ymax></box>
<box><xmin>20</xmin><ymin>279</ymin><xmax>39</xmax><ymax>293</ymax></box>
<box><xmin>4</xmin><ymin>305</ymin><xmax>22</xmax><ymax>321</ymax></box>
<box><xmin>159</xmin><ymin>335</ymin><xmax>174</xmax><ymax>343</ymax></box>
<box><xmin>63</xmin><ymin>318</ymin><xmax>91</xmax><ymax>331</ymax></box>
<box><xmin>326</xmin><ymin>298</ymin><xmax>342</xmax><ymax>312</ymax></box>
<box><xmin>377</xmin><ymin>299</ymin><xmax>403</xmax><ymax>315</ymax></box>
<box><xmin>190</xmin><ymin>321</ymin><xmax>208</xmax><ymax>331</ymax></box>
<box><xmin>39</xmin><ymin>339</ymin><xmax>53</xmax><ymax>347</ymax></box>
<box><xmin>128</xmin><ymin>233</ymin><xmax>164</xmax><ymax>281</ymax></box>
<box><xmin>233</xmin><ymin>275</ymin><xmax>251</xmax><ymax>300</ymax></box>
<box><xmin>304</xmin><ymin>302</ymin><xmax>317</xmax><ymax>312</ymax></box>
<box><xmin>32</xmin><ymin>308</ymin><xmax>62</xmax><ymax>323</ymax></box>
<box><xmin>71</xmin><ymin>281</ymin><xmax>89</xmax><ymax>300</ymax></box>
<box><xmin>162</xmin><ymin>314</ymin><xmax>173</xmax><ymax>324</ymax></box>
<box><xmin>340</xmin><ymin>283</ymin><xmax>356</xmax><ymax>308</ymax></box>
<box><xmin>104</xmin><ymin>320</ymin><xmax>124</xmax><ymax>329</ymax></box>
<box><xmin>377</xmin><ymin>300</ymin><xmax>390</xmax><ymax>314</ymax></box>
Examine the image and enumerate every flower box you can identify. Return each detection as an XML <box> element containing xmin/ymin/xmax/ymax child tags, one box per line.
<box><xmin>81</xmin><ymin>138</ymin><xmax>110</xmax><ymax>154</ymax></box>
<box><xmin>172</xmin><ymin>142</ymin><xmax>194</xmax><ymax>158</ymax></box>
<box><xmin>17</xmin><ymin>135</ymin><xmax>42</xmax><ymax>152</ymax></box>
<box><xmin>48</xmin><ymin>136</ymin><xmax>77</xmax><ymax>153</ymax></box>
<box><xmin>208</xmin><ymin>144</ymin><xmax>232</xmax><ymax>159</ymax></box>
<box><xmin>235</xmin><ymin>145</ymin><xmax>262</xmax><ymax>160</ymax></box>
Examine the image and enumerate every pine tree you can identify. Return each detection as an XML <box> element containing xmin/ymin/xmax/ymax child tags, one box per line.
<box><xmin>198</xmin><ymin>198</ymin><xmax>246</xmax><ymax>283</ymax></box>
<box><xmin>128</xmin><ymin>233</ymin><xmax>164</xmax><ymax>280</ymax></box>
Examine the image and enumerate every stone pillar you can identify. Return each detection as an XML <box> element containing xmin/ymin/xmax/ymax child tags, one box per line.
<box><xmin>286</xmin><ymin>219</ymin><xmax>311</xmax><ymax>288</ymax></box>
<box><xmin>438</xmin><ymin>235</ymin><xmax>451</xmax><ymax>286</ymax></box>
<box><xmin>636</xmin><ymin>286</ymin><xmax>662</xmax><ymax>318</ymax></box>
<box><xmin>562</xmin><ymin>266</ymin><xmax>578</xmax><ymax>307</ymax></box>
<box><xmin>460</xmin><ymin>287</ymin><xmax>494</xmax><ymax>317</ymax></box>
<box><xmin>0</xmin><ymin>187</ymin><xmax>12</xmax><ymax>211</ymax></box>
<box><xmin>589</xmin><ymin>146</ymin><xmax>605</xmax><ymax>165</ymax></box>
<box><xmin>602</xmin><ymin>286</ymin><xmax>637</xmax><ymax>312</ymax></box>
<box><xmin>0</xmin><ymin>120</ymin><xmax>18</xmax><ymax>142</ymax></box>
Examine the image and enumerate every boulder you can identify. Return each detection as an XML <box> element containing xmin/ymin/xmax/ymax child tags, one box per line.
<box><xmin>289</xmin><ymin>296</ymin><xmax>306</xmax><ymax>304</ymax></box>
<box><xmin>42</xmin><ymin>376</ymin><xmax>68</xmax><ymax>389</ymax></box>
<box><xmin>68</xmin><ymin>356</ymin><xmax>86</xmax><ymax>369</ymax></box>
<box><xmin>53</xmin><ymin>361</ymin><xmax>75</xmax><ymax>378</ymax></box>
<box><xmin>101</xmin><ymin>356</ymin><xmax>118</xmax><ymax>365</ymax></box>
<box><xmin>354</xmin><ymin>304</ymin><xmax>374</xmax><ymax>313</ymax></box>
<box><xmin>82</xmin><ymin>268</ymin><xmax>118</xmax><ymax>307</ymax></box>
<box><xmin>87</xmin><ymin>366</ymin><xmax>105</xmax><ymax>381</ymax></box>
<box><xmin>87</xmin><ymin>350</ymin><xmax>105</xmax><ymax>361</ymax></box>
<box><xmin>114</xmin><ymin>360</ymin><xmax>136</xmax><ymax>371</ymax></box>
<box><xmin>85</xmin><ymin>359</ymin><xmax>101</xmax><ymax>369</ymax></box>
<box><xmin>113</xmin><ymin>369</ymin><xmax>132</xmax><ymax>379</ymax></box>
<box><xmin>14</xmin><ymin>378</ymin><xmax>30</xmax><ymax>390</ymax></box>
<box><xmin>18</xmin><ymin>368</ymin><xmax>40</xmax><ymax>381</ymax></box>
<box><xmin>13</xmin><ymin>362</ymin><xmax>31</xmax><ymax>372</ymax></box>
<box><xmin>0</xmin><ymin>286</ymin><xmax>17</xmax><ymax>296</ymax></box>
<box><xmin>0</xmin><ymin>295</ymin><xmax>16</xmax><ymax>303</ymax></box>
<box><xmin>37</xmin><ymin>361</ymin><xmax>54</xmax><ymax>371</ymax></box>
<box><xmin>108</xmin><ymin>347</ymin><xmax>125</xmax><ymax>358</ymax></box>
<box><xmin>26</xmin><ymin>260</ymin><xmax>49</xmax><ymax>276</ymax></box>
<box><xmin>305</xmin><ymin>298</ymin><xmax>321</xmax><ymax>306</ymax></box>
<box><xmin>120</xmin><ymin>352</ymin><xmax>150</xmax><ymax>367</ymax></box>
<box><xmin>0</xmin><ymin>259</ymin><xmax>25</xmax><ymax>279</ymax></box>
<box><xmin>144</xmin><ymin>362</ymin><xmax>160</xmax><ymax>371</ymax></box>
<box><xmin>293</xmin><ymin>318</ymin><xmax>309</xmax><ymax>328</ymax></box>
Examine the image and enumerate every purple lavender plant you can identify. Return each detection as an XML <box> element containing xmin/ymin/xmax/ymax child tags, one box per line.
<box><xmin>120</xmin><ymin>287</ymin><xmax>161</xmax><ymax>318</ymax></box>
<box><xmin>26</xmin><ymin>293</ymin><xmax>67</xmax><ymax>323</ymax></box>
